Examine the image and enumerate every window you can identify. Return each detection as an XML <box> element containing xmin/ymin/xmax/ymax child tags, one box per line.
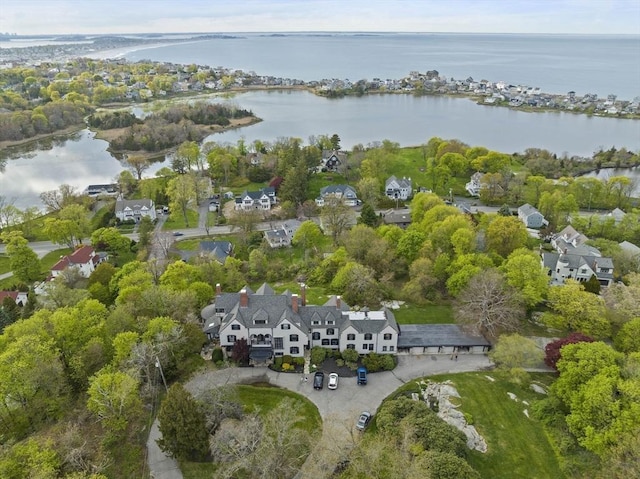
<box><xmin>364</xmin><ymin>333</ymin><xmax>373</xmax><ymax>340</ymax></box>
<box><xmin>289</xmin><ymin>334</ymin><xmax>299</xmax><ymax>342</ymax></box>
<box><xmin>281</xmin><ymin>324</ymin><xmax>290</xmax><ymax>330</ymax></box>
<box><xmin>290</xmin><ymin>347</ymin><xmax>299</xmax><ymax>354</ymax></box>
<box><xmin>273</xmin><ymin>337</ymin><xmax>283</xmax><ymax>349</ymax></box>
<box><xmin>600</xmin><ymin>268</ymin><xmax>609</xmax><ymax>273</ymax></box>
<box><xmin>382</xmin><ymin>346</ymin><xmax>387</xmax><ymax>352</ymax></box>
<box><xmin>312</xmin><ymin>320</ymin><xmax>320</xmax><ymax>325</ymax></box>
<box><xmin>347</xmin><ymin>344</ymin><xmax>355</xmax><ymax>349</ymax></box>
<box><xmin>330</xmin><ymin>339</ymin><xmax>339</xmax><ymax>346</ymax></box>
<box><xmin>368</xmin><ymin>344</ymin><xmax>374</xmax><ymax>351</ymax></box>
<box><xmin>327</xmin><ymin>328</ymin><xmax>335</xmax><ymax>336</ymax></box>
<box><xmin>312</xmin><ymin>332</ymin><xmax>320</xmax><ymax>340</ymax></box>
<box><xmin>254</xmin><ymin>319</ymin><xmax>266</xmax><ymax>325</ymax></box>
<box><xmin>347</xmin><ymin>334</ymin><xmax>355</xmax><ymax>340</ymax></box>
<box><xmin>322</xmin><ymin>339</ymin><xmax>330</xmax><ymax>346</ymax></box>
<box><xmin>327</xmin><ymin>320</ymin><xmax>335</xmax><ymax>325</ymax></box>
<box><xmin>390</xmin><ymin>346</ymin><xmax>395</xmax><ymax>352</ymax></box>
<box><xmin>231</xmin><ymin>324</ymin><xmax>241</xmax><ymax>330</ymax></box>
<box><xmin>227</xmin><ymin>335</ymin><xmax>236</xmax><ymax>342</ymax></box>
<box><xmin>215</xmin><ymin>308</ymin><xmax>225</xmax><ymax>313</ymax></box>
<box><xmin>384</xmin><ymin>333</ymin><xmax>392</xmax><ymax>340</ymax></box>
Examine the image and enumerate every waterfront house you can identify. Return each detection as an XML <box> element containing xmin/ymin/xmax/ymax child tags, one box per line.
<box><xmin>84</xmin><ymin>184</ymin><xmax>118</xmax><ymax>197</ymax></box>
<box><xmin>115</xmin><ymin>198</ymin><xmax>157</xmax><ymax>223</ymax></box>
<box><xmin>517</xmin><ymin>203</ymin><xmax>548</xmax><ymax>228</ymax></box>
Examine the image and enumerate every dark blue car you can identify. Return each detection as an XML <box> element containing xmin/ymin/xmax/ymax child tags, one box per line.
<box><xmin>356</xmin><ymin>366</ymin><xmax>367</xmax><ymax>385</ymax></box>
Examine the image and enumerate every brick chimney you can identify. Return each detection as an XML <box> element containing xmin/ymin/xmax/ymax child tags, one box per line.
<box><xmin>240</xmin><ymin>289</ymin><xmax>248</xmax><ymax>307</ymax></box>
<box><xmin>292</xmin><ymin>294</ymin><xmax>299</xmax><ymax>313</ymax></box>
<box><xmin>216</xmin><ymin>283</ymin><xmax>222</xmax><ymax>295</ymax></box>
<box><xmin>336</xmin><ymin>295</ymin><xmax>341</xmax><ymax>310</ymax></box>
<box><xmin>300</xmin><ymin>283</ymin><xmax>306</xmax><ymax>306</ymax></box>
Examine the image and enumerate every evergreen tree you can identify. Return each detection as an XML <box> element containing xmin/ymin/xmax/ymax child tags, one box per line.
<box><xmin>584</xmin><ymin>274</ymin><xmax>601</xmax><ymax>295</ymax></box>
<box><xmin>158</xmin><ymin>384</ymin><xmax>210</xmax><ymax>461</ymax></box>
<box><xmin>358</xmin><ymin>202</ymin><xmax>379</xmax><ymax>227</ymax></box>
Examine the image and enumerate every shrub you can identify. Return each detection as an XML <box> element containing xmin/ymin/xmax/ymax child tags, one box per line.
<box><xmin>293</xmin><ymin>357</ymin><xmax>305</xmax><ymax>366</ymax></box>
<box><xmin>282</xmin><ymin>363</ymin><xmax>292</xmax><ymax>371</ymax></box>
<box><xmin>381</xmin><ymin>354</ymin><xmax>396</xmax><ymax>371</ymax></box>
<box><xmin>211</xmin><ymin>347</ymin><xmax>224</xmax><ymax>363</ymax></box>
<box><xmin>282</xmin><ymin>355</ymin><xmax>293</xmax><ymax>365</ymax></box>
<box><xmin>341</xmin><ymin>348</ymin><xmax>360</xmax><ymax>363</ymax></box>
<box><xmin>310</xmin><ymin>346</ymin><xmax>327</xmax><ymax>366</ymax></box>
<box><xmin>346</xmin><ymin>361</ymin><xmax>358</xmax><ymax>370</ymax></box>
<box><xmin>336</xmin><ymin>359</ymin><xmax>345</xmax><ymax>367</ymax></box>
<box><xmin>363</xmin><ymin>352</ymin><xmax>384</xmax><ymax>372</ymax></box>
<box><xmin>274</xmin><ymin>357</ymin><xmax>283</xmax><ymax>369</ymax></box>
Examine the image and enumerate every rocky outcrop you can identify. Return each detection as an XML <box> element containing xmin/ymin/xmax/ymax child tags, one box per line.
<box><xmin>416</xmin><ymin>380</ymin><xmax>488</xmax><ymax>453</ymax></box>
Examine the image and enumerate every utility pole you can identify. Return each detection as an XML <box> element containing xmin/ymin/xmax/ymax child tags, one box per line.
<box><xmin>155</xmin><ymin>355</ymin><xmax>168</xmax><ymax>393</ymax></box>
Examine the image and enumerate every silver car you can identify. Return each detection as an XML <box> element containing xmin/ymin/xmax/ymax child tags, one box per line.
<box><xmin>328</xmin><ymin>372</ymin><xmax>339</xmax><ymax>390</ymax></box>
<box><xmin>356</xmin><ymin>411</ymin><xmax>372</xmax><ymax>431</ymax></box>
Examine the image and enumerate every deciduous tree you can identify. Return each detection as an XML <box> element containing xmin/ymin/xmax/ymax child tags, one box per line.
<box><xmin>1</xmin><ymin>231</ymin><xmax>41</xmax><ymax>283</ymax></box>
<box><xmin>501</xmin><ymin>248</ymin><xmax>549</xmax><ymax>308</ymax></box>
<box><xmin>485</xmin><ymin>215</ymin><xmax>529</xmax><ymax>258</ymax></box>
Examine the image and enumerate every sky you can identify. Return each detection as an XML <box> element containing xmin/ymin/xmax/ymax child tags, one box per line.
<box><xmin>1</xmin><ymin>0</ymin><xmax>639</xmax><ymax>36</ymax></box>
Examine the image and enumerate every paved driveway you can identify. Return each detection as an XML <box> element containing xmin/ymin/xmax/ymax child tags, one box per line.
<box><xmin>146</xmin><ymin>354</ymin><xmax>493</xmax><ymax>479</ymax></box>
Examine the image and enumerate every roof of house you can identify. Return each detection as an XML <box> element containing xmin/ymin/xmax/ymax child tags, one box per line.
<box><xmin>619</xmin><ymin>240</ymin><xmax>640</xmax><ymax>255</ymax></box>
<box><xmin>115</xmin><ymin>198</ymin><xmax>154</xmax><ymax>211</ymax></box>
<box><xmin>543</xmin><ymin>251</ymin><xmax>614</xmax><ymax>280</ymax></box>
<box><xmin>383</xmin><ymin>209</ymin><xmax>412</xmax><ymax>224</ymax></box>
<box><xmin>386</xmin><ymin>175</ymin><xmax>412</xmax><ymax>189</ymax></box>
<box><xmin>518</xmin><ymin>203</ymin><xmax>543</xmax><ymax>217</ymax></box>
<box><xmin>0</xmin><ymin>291</ymin><xmax>19</xmax><ymax>303</ymax></box>
<box><xmin>51</xmin><ymin>245</ymin><xmax>96</xmax><ymax>271</ymax></box>
<box><xmin>320</xmin><ymin>184</ymin><xmax>357</xmax><ymax>197</ymax></box>
<box><xmin>199</xmin><ymin>241</ymin><xmax>233</xmax><ymax>263</ymax></box>
<box><xmin>397</xmin><ymin>324</ymin><xmax>491</xmax><ymax>348</ymax></box>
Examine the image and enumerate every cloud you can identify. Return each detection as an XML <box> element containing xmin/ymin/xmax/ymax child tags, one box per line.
<box><xmin>1</xmin><ymin>0</ymin><xmax>639</xmax><ymax>35</ymax></box>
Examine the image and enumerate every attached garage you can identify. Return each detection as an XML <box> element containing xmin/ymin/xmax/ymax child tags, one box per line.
<box><xmin>397</xmin><ymin>324</ymin><xmax>491</xmax><ymax>355</ymax></box>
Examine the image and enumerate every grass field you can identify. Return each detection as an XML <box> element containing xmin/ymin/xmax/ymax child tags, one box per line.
<box><xmin>162</xmin><ymin>209</ymin><xmax>199</xmax><ymax>230</ymax></box>
<box><xmin>0</xmin><ymin>255</ymin><xmax>10</xmax><ymax>275</ymax></box>
<box><xmin>398</xmin><ymin>372</ymin><xmax>564</xmax><ymax>479</ymax></box>
<box><xmin>392</xmin><ymin>302</ymin><xmax>454</xmax><ymax>324</ymax></box>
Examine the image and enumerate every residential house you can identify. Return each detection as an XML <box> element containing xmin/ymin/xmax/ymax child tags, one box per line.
<box><xmin>234</xmin><ymin>187</ymin><xmax>277</xmax><ymax>211</ymax></box>
<box><xmin>115</xmin><ymin>198</ymin><xmax>157</xmax><ymax>223</ymax></box>
<box><xmin>264</xmin><ymin>220</ymin><xmax>302</xmax><ymax>248</ymax></box>
<box><xmin>50</xmin><ymin>245</ymin><xmax>106</xmax><ymax>279</ymax></box>
<box><xmin>385</xmin><ymin>176</ymin><xmax>413</xmax><ymax>201</ymax></box>
<box><xmin>382</xmin><ymin>209</ymin><xmax>412</xmax><ymax>229</ymax></box>
<box><xmin>517</xmin><ymin>203</ymin><xmax>548</xmax><ymax>228</ymax></box>
<box><xmin>542</xmin><ymin>225</ymin><xmax>614</xmax><ymax>286</ymax></box>
<box><xmin>84</xmin><ymin>184</ymin><xmax>118</xmax><ymax>197</ymax></box>
<box><xmin>465</xmin><ymin>172</ymin><xmax>484</xmax><ymax>197</ymax></box>
<box><xmin>199</xmin><ymin>241</ymin><xmax>234</xmax><ymax>264</ymax></box>
<box><xmin>320</xmin><ymin>150</ymin><xmax>347</xmax><ymax>172</ymax></box>
<box><xmin>208</xmin><ymin>284</ymin><xmax>399</xmax><ymax>363</ymax></box>
<box><xmin>0</xmin><ymin>291</ymin><xmax>28</xmax><ymax>306</ymax></box>
<box><xmin>619</xmin><ymin>241</ymin><xmax>640</xmax><ymax>269</ymax></box>
<box><xmin>315</xmin><ymin>184</ymin><xmax>359</xmax><ymax>207</ymax></box>
<box><xmin>607</xmin><ymin>208</ymin><xmax>627</xmax><ymax>224</ymax></box>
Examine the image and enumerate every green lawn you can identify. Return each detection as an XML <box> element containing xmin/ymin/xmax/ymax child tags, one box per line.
<box><xmin>392</xmin><ymin>303</ymin><xmax>454</xmax><ymax>324</ymax></box>
<box><xmin>398</xmin><ymin>372</ymin><xmax>564</xmax><ymax>479</ymax></box>
<box><xmin>162</xmin><ymin>209</ymin><xmax>199</xmax><ymax>230</ymax></box>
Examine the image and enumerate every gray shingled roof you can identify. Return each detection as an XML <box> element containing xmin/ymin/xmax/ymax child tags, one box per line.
<box><xmin>397</xmin><ymin>324</ymin><xmax>491</xmax><ymax>348</ymax></box>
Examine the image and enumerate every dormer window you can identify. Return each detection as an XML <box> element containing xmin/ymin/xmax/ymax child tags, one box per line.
<box><xmin>312</xmin><ymin>320</ymin><xmax>320</xmax><ymax>325</ymax></box>
<box><xmin>254</xmin><ymin>319</ymin><xmax>267</xmax><ymax>325</ymax></box>
<box><xmin>326</xmin><ymin>320</ymin><xmax>335</xmax><ymax>325</ymax></box>
<box><xmin>281</xmin><ymin>324</ymin><xmax>290</xmax><ymax>330</ymax></box>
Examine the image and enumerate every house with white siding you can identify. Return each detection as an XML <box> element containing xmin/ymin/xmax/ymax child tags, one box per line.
<box><xmin>206</xmin><ymin>283</ymin><xmax>398</xmax><ymax>363</ymax></box>
<box><xmin>385</xmin><ymin>176</ymin><xmax>413</xmax><ymax>201</ymax></box>
<box><xmin>316</xmin><ymin>184</ymin><xmax>359</xmax><ymax>207</ymax></box>
<box><xmin>115</xmin><ymin>198</ymin><xmax>157</xmax><ymax>223</ymax></box>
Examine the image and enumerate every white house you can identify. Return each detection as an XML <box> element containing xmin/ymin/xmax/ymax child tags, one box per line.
<box><xmin>320</xmin><ymin>150</ymin><xmax>347</xmax><ymax>172</ymax></box>
<box><xmin>50</xmin><ymin>245</ymin><xmax>106</xmax><ymax>279</ymax></box>
<box><xmin>517</xmin><ymin>203</ymin><xmax>548</xmax><ymax>228</ymax></box>
<box><xmin>207</xmin><ymin>284</ymin><xmax>399</xmax><ymax>363</ymax></box>
<box><xmin>385</xmin><ymin>176</ymin><xmax>413</xmax><ymax>201</ymax></box>
<box><xmin>264</xmin><ymin>219</ymin><xmax>302</xmax><ymax>248</ymax></box>
<box><xmin>543</xmin><ymin>225</ymin><xmax>614</xmax><ymax>286</ymax></box>
<box><xmin>316</xmin><ymin>184</ymin><xmax>359</xmax><ymax>207</ymax></box>
<box><xmin>465</xmin><ymin>172</ymin><xmax>484</xmax><ymax>197</ymax></box>
<box><xmin>0</xmin><ymin>290</ymin><xmax>29</xmax><ymax>306</ymax></box>
<box><xmin>115</xmin><ymin>198</ymin><xmax>157</xmax><ymax>223</ymax></box>
<box><xmin>235</xmin><ymin>187</ymin><xmax>277</xmax><ymax>211</ymax></box>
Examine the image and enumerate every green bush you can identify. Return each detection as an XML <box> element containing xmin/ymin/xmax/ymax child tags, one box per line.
<box><xmin>310</xmin><ymin>346</ymin><xmax>327</xmax><ymax>366</ymax></box>
<box><xmin>346</xmin><ymin>361</ymin><xmax>358</xmax><ymax>371</ymax></box>
<box><xmin>293</xmin><ymin>357</ymin><xmax>305</xmax><ymax>366</ymax></box>
<box><xmin>381</xmin><ymin>354</ymin><xmax>396</xmax><ymax>371</ymax></box>
<box><xmin>362</xmin><ymin>352</ymin><xmax>384</xmax><ymax>372</ymax></box>
<box><xmin>341</xmin><ymin>348</ymin><xmax>360</xmax><ymax>362</ymax></box>
<box><xmin>282</xmin><ymin>355</ymin><xmax>293</xmax><ymax>364</ymax></box>
<box><xmin>336</xmin><ymin>359</ymin><xmax>345</xmax><ymax>367</ymax></box>
<box><xmin>211</xmin><ymin>348</ymin><xmax>224</xmax><ymax>363</ymax></box>
<box><xmin>274</xmin><ymin>357</ymin><xmax>284</xmax><ymax>369</ymax></box>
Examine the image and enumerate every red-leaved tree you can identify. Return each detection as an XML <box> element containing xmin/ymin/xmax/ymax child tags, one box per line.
<box><xmin>231</xmin><ymin>338</ymin><xmax>250</xmax><ymax>365</ymax></box>
<box><xmin>544</xmin><ymin>332</ymin><xmax>594</xmax><ymax>370</ymax></box>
